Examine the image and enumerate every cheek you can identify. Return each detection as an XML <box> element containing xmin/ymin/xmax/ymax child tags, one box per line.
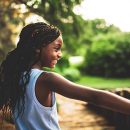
<box><xmin>42</xmin><ymin>53</ymin><xmax>53</xmax><ymax>64</ymax></box>
<box><xmin>48</xmin><ymin>51</ymin><xmax>56</xmax><ymax>59</ymax></box>
<box><xmin>52</xmin><ymin>52</ymin><xmax>57</xmax><ymax>58</ymax></box>
<box><xmin>40</xmin><ymin>49</ymin><xmax>57</xmax><ymax>67</ymax></box>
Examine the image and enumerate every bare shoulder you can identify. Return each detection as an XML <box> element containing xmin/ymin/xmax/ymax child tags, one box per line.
<box><xmin>38</xmin><ymin>71</ymin><xmax>100</xmax><ymax>102</ymax></box>
<box><xmin>39</xmin><ymin>71</ymin><xmax>72</xmax><ymax>85</ymax></box>
<box><xmin>37</xmin><ymin>71</ymin><xmax>76</xmax><ymax>93</ymax></box>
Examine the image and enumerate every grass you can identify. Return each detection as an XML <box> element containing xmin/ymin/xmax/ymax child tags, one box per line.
<box><xmin>76</xmin><ymin>75</ymin><xmax>130</xmax><ymax>90</ymax></box>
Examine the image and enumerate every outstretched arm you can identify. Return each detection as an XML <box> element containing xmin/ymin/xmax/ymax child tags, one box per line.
<box><xmin>42</xmin><ymin>72</ymin><xmax>130</xmax><ymax>115</ymax></box>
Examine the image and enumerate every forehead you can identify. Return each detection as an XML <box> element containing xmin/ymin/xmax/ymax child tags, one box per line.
<box><xmin>51</xmin><ymin>35</ymin><xmax>63</xmax><ymax>46</ymax></box>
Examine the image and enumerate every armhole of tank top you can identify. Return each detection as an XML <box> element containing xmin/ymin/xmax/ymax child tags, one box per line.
<box><xmin>32</xmin><ymin>71</ymin><xmax>56</xmax><ymax>111</ymax></box>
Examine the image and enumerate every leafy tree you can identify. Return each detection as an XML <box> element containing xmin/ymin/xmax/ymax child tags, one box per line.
<box><xmin>82</xmin><ymin>32</ymin><xmax>130</xmax><ymax>78</ymax></box>
<box><xmin>17</xmin><ymin>0</ymin><xmax>83</xmax><ymax>33</ymax></box>
<box><xmin>0</xmin><ymin>0</ymin><xmax>84</xmax><ymax>62</ymax></box>
<box><xmin>76</xmin><ymin>19</ymin><xmax>121</xmax><ymax>55</ymax></box>
<box><xmin>17</xmin><ymin>0</ymin><xmax>85</xmax><ymax>55</ymax></box>
<box><xmin>0</xmin><ymin>0</ymin><xmax>30</xmax><ymax>62</ymax></box>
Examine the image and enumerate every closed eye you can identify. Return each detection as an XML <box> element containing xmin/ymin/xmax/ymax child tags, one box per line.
<box><xmin>54</xmin><ymin>47</ymin><xmax>61</xmax><ymax>52</ymax></box>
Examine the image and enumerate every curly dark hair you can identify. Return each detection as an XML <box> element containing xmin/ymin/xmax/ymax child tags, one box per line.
<box><xmin>0</xmin><ymin>22</ymin><xmax>61</xmax><ymax>118</ymax></box>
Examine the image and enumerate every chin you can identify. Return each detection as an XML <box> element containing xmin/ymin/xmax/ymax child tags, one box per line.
<box><xmin>50</xmin><ymin>65</ymin><xmax>55</xmax><ymax>68</ymax></box>
<box><xmin>50</xmin><ymin>63</ymin><xmax>56</xmax><ymax>68</ymax></box>
<box><xmin>44</xmin><ymin>63</ymin><xmax>56</xmax><ymax>68</ymax></box>
<box><xmin>47</xmin><ymin>65</ymin><xmax>54</xmax><ymax>69</ymax></box>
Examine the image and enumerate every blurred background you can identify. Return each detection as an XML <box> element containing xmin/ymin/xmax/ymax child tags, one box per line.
<box><xmin>0</xmin><ymin>0</ymin><xmax>130</xmax><ymax>130</ymax></box>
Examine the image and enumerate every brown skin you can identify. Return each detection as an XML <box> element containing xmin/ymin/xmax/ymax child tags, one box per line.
<box><xmin>32</xmin><ymin>35</ymin><xmax>130</xmax><ymax>114</ymax></box>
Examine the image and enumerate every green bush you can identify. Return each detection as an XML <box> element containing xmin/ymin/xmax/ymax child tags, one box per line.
<box><xmin>83</xmin><ymin>32</ymin><xmax>130</xmax><ymax>77</ymax></box>
<box><xmin>63</xmin><ymin>67</ymin><xmax>80</xmax><ymax>81</ymax></box>
<box><xmin>56</xmin><ymin>56</ymin><xmax>70</xmax><ymax>72</ymax></box>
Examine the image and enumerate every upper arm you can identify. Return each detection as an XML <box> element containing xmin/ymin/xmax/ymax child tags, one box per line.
<box><xmin>42</xmin><ymin>72</ymin><xmax>101</xmax><ymax>103</ymax></box>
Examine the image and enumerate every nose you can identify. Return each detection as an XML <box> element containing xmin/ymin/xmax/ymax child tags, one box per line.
<box><xmin>58</xmin><ymin>51</ymin><xmax>62</xmax><ymax>60</ymax></box>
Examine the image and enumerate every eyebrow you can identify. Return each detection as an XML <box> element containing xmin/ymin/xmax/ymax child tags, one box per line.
<box><xmin>54</xmin><ymin>42</ymin><xmax>62</xmax><ymax>47</ymax></box>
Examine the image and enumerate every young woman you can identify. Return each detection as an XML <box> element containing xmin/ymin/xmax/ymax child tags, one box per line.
<box><xmin>0</xmin><ymin>22</ymin><xmax>130</xmax><ymax>130</ymax></box>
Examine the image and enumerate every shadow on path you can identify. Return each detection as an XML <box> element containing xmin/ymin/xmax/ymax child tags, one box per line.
<box><xmin>57</xmin><ymin>94</ymin><xmax>115</xmax><ymax>130</ymax></box>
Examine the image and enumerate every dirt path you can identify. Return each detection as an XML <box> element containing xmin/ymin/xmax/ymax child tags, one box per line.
<box><xmin>57</xmin><ymin>94</ymin><xmax>115</xmax><ymax>130</ymax></box>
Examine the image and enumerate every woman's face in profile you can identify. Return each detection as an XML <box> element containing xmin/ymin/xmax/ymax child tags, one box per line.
<box><xmin>36</xmin><ymin>35</ymin><xmax>63</xmax><ymax>68</ymax></box>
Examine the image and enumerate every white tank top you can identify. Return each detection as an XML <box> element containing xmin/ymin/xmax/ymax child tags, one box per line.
<box><xmin>13</xmin><ymin>69</ymin><xmax>61</xmax><ymax>130</ymax></box>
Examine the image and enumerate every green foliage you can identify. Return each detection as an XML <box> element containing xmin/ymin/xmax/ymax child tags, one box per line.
<box><xmin>17</xmin><ymin>0</ymin><xmax>84</xmax><ymax>35</ymax></box>
<box><xmin>0</xmin><ymin>0</ymin><xmax>29</xmax><ymax>62</ymax></box>
<box><xmin>76</xmin><ymin>75</ymin><xmax>130</xmax><ymax>89</ymax></box>
<box><xmin>21</xmin><ymin>0</ymin><xmax>87</xmax><ymax>55</ymax></box>
<box><xmin>53</xmin><ymin>56</ymin><xmax>81</xmax><ymax>81</ymax></box>
<box><xmin>82</xmin><ymin>32</ymin><xmax>130</xmax><ymax>78</ymax></box>
<box><xmin>63</xmin><ymin>67</ymin><xmax>80</xmax><ymax>81</ymax></box>
<box><xmin>0</xmin><ymin>0</ymin><xmax>85</xmax><ymax>60</ymax></box>
<box><xmin>73</xmin><ymin>19</ymin><xmax>121</xmax><ymax>56</ymax></box>
<box><xmin>86</xmin><ymin>19</ymin><xmax>121</xmax><ymax>35</ymax></box>
<box><xmin>56</xmin><ymin>56</ymin><xmax>70</xmax><ymax>71</ymax></box>
<box><xmin>80</xmin><ymin>19</ymin><xmax>121</xmax><ymax>45</ymax></box>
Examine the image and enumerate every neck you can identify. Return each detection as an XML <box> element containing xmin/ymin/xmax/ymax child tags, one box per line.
<box><xmin>32</xmin><ymin>64</ymin><xmax>42</xmax><ymax>70</ymax></box>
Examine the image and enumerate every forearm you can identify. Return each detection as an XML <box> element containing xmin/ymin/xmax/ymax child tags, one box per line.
<box><xmin>94</xmin><ymin>90</ymin><xmax>130</xmax><ymax>115</ymax></box>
